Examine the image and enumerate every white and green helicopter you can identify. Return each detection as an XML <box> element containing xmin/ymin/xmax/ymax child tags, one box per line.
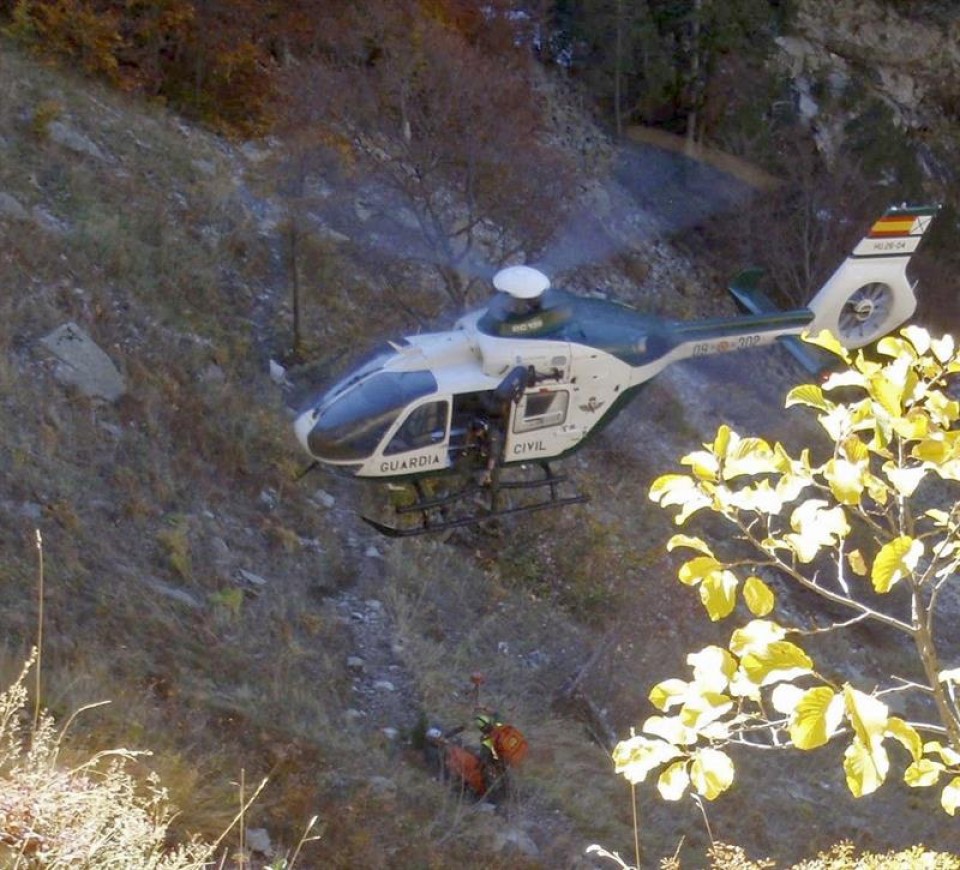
<box><xmin>294</xmin><ymin>204</ymin><xmax>938</xmax><ymax>536</ymax></box>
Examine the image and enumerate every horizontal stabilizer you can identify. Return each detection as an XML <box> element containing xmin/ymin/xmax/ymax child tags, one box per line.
<box><xmin>727</xmin><ymin>268</ymin><xmax>832</xmax><ymax>376</ymax></box>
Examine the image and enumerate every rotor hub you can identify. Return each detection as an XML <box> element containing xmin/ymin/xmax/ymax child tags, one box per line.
<box><xmin>492</xmin><ymin>265</ymin><xmax>550</xmax><ymax>300</ymax></box>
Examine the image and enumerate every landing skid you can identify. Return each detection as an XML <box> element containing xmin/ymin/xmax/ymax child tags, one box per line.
<box><xmin>361</xmin><ymin>464</ymin><xmax>589</xmax><ymax>538</ymax></box>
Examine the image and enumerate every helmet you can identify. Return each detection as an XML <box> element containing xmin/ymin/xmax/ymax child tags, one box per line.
<box><xmin>474</xmin><ymin>711</ymin><xmax>496</xmax><ymax>732</ymax></box>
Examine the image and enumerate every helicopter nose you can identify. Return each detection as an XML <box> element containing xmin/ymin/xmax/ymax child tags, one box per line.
<box><xmin>294</xmin><ymin>406</ymin><xmax>320</xmax><ymax>456</ymax></box>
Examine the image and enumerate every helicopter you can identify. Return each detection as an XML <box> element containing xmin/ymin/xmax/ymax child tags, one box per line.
<box><xmin>294</xmin><ymin>203</ymin><xmax>939</xmax><ymax>537</ymax></box>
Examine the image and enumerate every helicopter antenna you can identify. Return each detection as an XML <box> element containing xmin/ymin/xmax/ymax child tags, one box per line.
<box><xmin>492</xmin><ymin>265</ymin><xmax>550</xmax><ymax>300</ymax></box>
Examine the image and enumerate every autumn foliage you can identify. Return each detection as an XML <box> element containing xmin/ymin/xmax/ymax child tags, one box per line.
<box><xmin>1</xmin><ymin>0</ymin><xmax>548</xmax><ymax>139</ymax></box>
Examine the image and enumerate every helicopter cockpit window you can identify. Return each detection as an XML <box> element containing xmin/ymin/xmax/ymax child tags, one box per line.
<box><xmin>320</xmin><ymin>345</ymin><xmax>402</xmax><ymax>404</ymax></box>
<box><xmin>384</xmin><ymin>400</ymin><xmax>449</xmax><ymax>455</ymax></box>
<box><xmin>513</xmin><ymin>390</ymin><xmax>569</xmax><ymax>434</ymax></box>
<box><xmin>308</xmin><ymin>370</ymin><xmax>437</xmax><ymax>462</ymax></box>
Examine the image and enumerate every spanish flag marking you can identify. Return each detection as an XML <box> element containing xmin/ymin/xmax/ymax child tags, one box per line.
<box><xmin>869</xmin><ymin>215</ymin><xmax>917</xmax><ymax>237</ymax></box>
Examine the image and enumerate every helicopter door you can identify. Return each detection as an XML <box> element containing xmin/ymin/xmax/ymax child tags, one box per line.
<box><xmin>505</xmin><ymin>387</ymin><xmax>574</xmax><ymax>463</ymax></box>
<box><xmin>375</xmin><ymin>399</ymin><xmax>451</xmax><ymax>476</ymax></box>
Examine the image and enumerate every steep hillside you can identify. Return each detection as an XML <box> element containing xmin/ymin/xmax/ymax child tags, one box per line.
<box><xmin>1</xmin><ymin>26</ymin><xmax>959</xmax><ymax>870</ymax></box>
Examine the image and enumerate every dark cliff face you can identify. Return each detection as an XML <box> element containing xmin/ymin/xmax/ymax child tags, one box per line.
<box><xmin>781</xmin><ymin>0</ymin><xmax>960</xmax><ymax>165</ymax></box>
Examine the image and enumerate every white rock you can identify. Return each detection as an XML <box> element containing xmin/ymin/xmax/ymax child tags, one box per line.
<box><xmin>244</xmin><ymin>828</ymin><xmax>273</xmax><ymax>857</ymax></box>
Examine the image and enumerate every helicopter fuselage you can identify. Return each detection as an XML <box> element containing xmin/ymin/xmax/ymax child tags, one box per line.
<box><xmin>293</xmin><ymin>287</ymin><xmax>814</xmax><ymax>480</ymax></box>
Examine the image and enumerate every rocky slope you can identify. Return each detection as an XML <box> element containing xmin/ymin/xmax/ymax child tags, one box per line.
<box><xmin>1</xmin><ymin>10</ymin><xmax>960</xmax><ymax>866</ymax></box>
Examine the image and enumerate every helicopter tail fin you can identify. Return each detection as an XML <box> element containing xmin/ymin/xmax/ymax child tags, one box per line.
<box><xmin>806</xmin><ymin>204</ymin><xmax>939</xmax><ymax>349</ymax></box>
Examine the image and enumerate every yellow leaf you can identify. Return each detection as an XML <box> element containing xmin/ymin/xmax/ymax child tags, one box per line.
<box><xmin>843</xmin><ymin>736</ymin><xmax>889</xmax><ymax>797</ymax></box>
<box><xmin>679</xmin><ymin>691</ymin><xmax>733</xmax><ymax>730</ymax></box>
<box><xmin>690</xmin><ymin>747</ymin><xmax>735</xmax><ymax>800</ymax></box>
<box><xmin>649</xmin><ymin>679</ymin><xmax>689</xmax><ymax>712</ymax></box>
<box><xmin>867</xmin><ymin>371</ymin><xmax>905</xmax><ymax>417</ymax></box>
<box><xmin>785</xmin><ymin>384</ymin><xmax>832</xmax><ymax>412</ymax></box>
<box><xmin>699</xmin><ymin>570</ymin><xmax>738</xmax><ymax>621</ymax></box>
<box><xmin>657</xmin><ymin>760</ymin><xmax>690</xmax><ymax>801</ymax></box>
<box><xmin>939</xmin><ymin>668</ymin><xmax>960</xmax><ymax>685</ymax></box>
<box><xmin>844</xmin><ymin>685</ymin><xmax>889</xmax><ymax>747</ymax></box>
<box><xmin>801</xmin><ymin>329</ymin><xmax>849</xmax><ymax>362</ymax></box>
<box><xmin>784</xmin><ymin>500</ymin><xmax>851</xmax><ymax>563</ymax></box>
<box><xmin>904</xmin><ymin>759</ymin><xmax>943</xmax><ymax>788</ymax></box>
<box><xmin>901</xmin><ymin>325</ymin><xmax>931</xmax><ymax>356</ymax></box>
<box><xmin>882</xmin><ymin>463</ymin><xmax>926</xmax><ymax>497</ymax></box>
<box><xmin>770</xmin><ymin>683</ymin><xmax>804</xmax><ymax>715</ymax></box>
<box><xmin>643</xmin><ymin>715</ymin><xmax>698</xmax><ymax>746</ymax></box>
<box><xmin>741</xmin><ymin>641</ymin><xmax>813</xmax><ymax>686</ymax></box>
<box><xmin>728</xmin><ymin>620</ymin><xmax>786</xmax><ymax>657</ymax></box>
<box><xmin>824</xmin><ymin>458</ymin><xmax>865</xmax><ymax>506</ymax></box>
<box><xmin>711</xmin><ymin>425</ymin><xmax>732</xmax><ymax>457</ymax></box>
<box><xmin>687</xmin><ymin>646</ymin><xmax>737</xmax><ymax>693</ymax></box>
<box><xmin>722</xmin><ymin>436</ymin><xmax>779</xmax><ymax>479</ymax></box>
<box><xmin>682</xmin><ymin>449</ymin><xmax>720</xmax><ymax>481</ymax></box>
<box><xmin>678</xmin><ymin>556</ymin><xmax>722</xmax><ymax>587</ymax></box>
<box><xmin>926</xmin><ymin>740</ymin><xmax>960</xmax><ymax>767</ymax></box>
<box><xmin>930</xmin><ymin>333</ymin><xmax>956</xmax><ymax>364</ymax></box>
<box><xmin>666</xmin><ymin>535</ymin><xmax>714</xmax><ymax>556</ymax></box>
<box><xmin>743</xmin><ymin>575</ymin><xmax>774</xmax><ymax>616</ymax></box>
<box><xmin>942</xmin><ymin>777</ymin><xmax>960</xmax><ymax>815</ymax></box>
<box><xmin>789</xmin><ymin>687</ymin><xmax>841</xmax><ymax>750</ymax></box>
<box><xmin>871</xmin><ymin>535</ymin><xmax>923</xmax><ymax>593</ymax></box>
<box><xmin>612</xmin><ymin>734</ymin><xmax>682</xmax><ymax>785</ymax></box>
<box><xmin>878</xmin><ymin>333</ymin><xmax>920</xmax><ymax>359</ymax></box>
<box><xmin>847</xmin><ymin>549</ymin><xmax>868</xmax><ymax>576</ymax></box>
<box><xmin>886</xmin><ymin>717</ymin><xmax>922</xmax><ymax>762</ymax></box>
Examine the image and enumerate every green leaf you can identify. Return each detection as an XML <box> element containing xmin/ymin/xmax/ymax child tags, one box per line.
<box><xmin>743</xmin><ymin>575</ymin><xmax>774</xmax><ymax>617</ymax></box>
<box><xmin>699</xmin><ymin>570</ymin><xmax>738</xmax><ymax>621</ymax></box>
<box><xmin>904</xmin><ymin>758</ymin><xmax>943</xmax><ymax>788</ymax></box>
<box><xmin>741</xmin><ymin>641</ymin><xmax>813</xmax><ymax>687</ymax></box>
<box><xmin>789</xmin><ymin>687</ymin><xmax>841</xmax><ymax>750</ymax></box>
<box><xmin>690</xmin><ymin>748</ymin><xmax>735</xmax><ymax>800</ymax></box>
<box><xmin>657</xmin><ymin>760</ymin><xmax>690</xmax><ymax>801</ymax></box>
<box><xmin>942</xmin><ymin>777</ymin><xmax>960</xmax><ymax>815</ymax></box>
<box><xmin>871</xmin><ymin>535</ymin><xmax>923</xmax><ymax>593</ymax></box>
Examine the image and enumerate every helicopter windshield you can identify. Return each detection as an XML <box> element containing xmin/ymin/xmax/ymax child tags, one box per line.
<box><xmin>320</xmin><ymin>344</ymin><xmax>402</xmax><ymax>404</ymax></box>
<box><xmin>307</xmin><ymin>370</ymin><xmax>438</xmax><ymax>462</ymax></box>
